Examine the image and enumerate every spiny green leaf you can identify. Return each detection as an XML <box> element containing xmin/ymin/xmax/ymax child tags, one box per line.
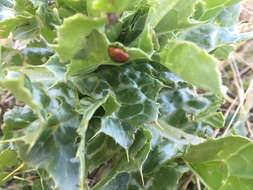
<box><xmin>199</xmin><ymin>112</ymin><xmax>225</xmax><ymax>129</ymax></box>
<box><xmin>92</xmin><ymin>129</ymin><xmax>152</xmax><ymax>190</ymax></box>
<box><xmin>153</xmin><ymin>0</ymin><xmax>198</xmax><ymax>33</ymax></box>
<box><xmin>103</xmin><ymin>173</ymin><xmax>130</xmax><ymax>190</ymax></box>
<box><xmin>102</xmin><ymin>94</ymin><xmax>120</xmax><ymax>116</ymax></box>
<box><xmin>0</xmin><ymin>16</ymin><xmax>28</xmax><ymax>38</ymax></box>
<box><xmin>143</xmin><ymin>137</ymin><xmax>184</xmax><ymax>174</ymax></box>
<box><xmin>13</xmin><ymin>20</ymin><xmax>39</xmax><ymax>40</ymax></box>
<box><xmin>130</xmin><ymin>163</ymin><xmax>187</xmax><ymax>190</ymax></box>
<box><xmin>137</xmin><ymin>24</ymin><xmax>154</xmax><ymax>53</ymax></box>
<box><xmin>86</xmin><ymin>131</ymin><xmax>121</xmax><ymax>173</ymax></box>
<box><xmin>213</xmin><ymin>3</ymin><xmax>241</xmax><ymax>27</ymax></box>
<box><xmin>132</xmin><ymin>0</ymin><xmax>198</xmax><ymax>53</ymax></box>
<box><xmin>22</xmin><ymin>40</ymin><xmax>54</xmax><ymax>65</ymax></box>
<box><xmin>184</xmin><ymin>136</ymin><xmax>253</xmax><ymax>190</ymax></box>
<box><xmin>66</xmin><ymin>30</ymin><xmax>111</xmax><ymax>76</ymax></box>
<box><xmin>158</xmin><ymin>88</ymin><xmax>222</xmax><ymax>135</ymax></box>
<box><xmin>72</xmin><ymin>63</ymin><xmax>162</xmax><ymax>149</ymax></box>
<box><xmin>180</xmin><ymin>24</ymin><xmax>253</xmax><ymax>51</ymax></box>
<box><xmin>0</xmin><ymin>1</ymin><xmax>248</xmax><ymax>189</ymax></box>
<box><xmin>13</xmin><ymin>83</ymin><xmax>81</xmax><ymax>190</ymax></box>
<box><xmin>2</xmin><ymin>106</ymin><xmax>38</xmax><ymax>138</ymax></box>
<box><xmin>146</xmin><ymin>120</ymin><xmax>205</xmax><ymax>145</ymax></box>
<box><xmin>160</xmin><ymin>40</ymin><xmax>224</xmax><ymax>95</ymax></box>
<box><xmin>24</xmin><ymin>55</ymin><xmax>66</xmax><ymax>87</ymax></box>
<box><xmin>76</xmin><ymin>96</ymin><xmax>110</xmax><ymax>189</ymax></box>
<box><xmin>199</xmin><ymin>0</ymin><xmax>242</xmax><ymax>21</ymax></box>
<box><xmin>101</xmin><ymin>115</ymin><xmax>138</xmax><ymax>149</ymax></box>
<box><xmin>0</xmin><ymin>71</ymin><xmax>38</xmax><ymax>110</ymax></box>
<box><xmin>1</xmin><ymin>46</ymin><xmax>24</xmax><ymax>68</ymax></box>
<box><xmin>52</xmin><ymin>14</ymin><xmax>107</xmax><ymax>62</ymax></box>
<box><xmin>150</xmin><ymin>164</ymin><xmax>187</xmax><ymax>190</ymax></box>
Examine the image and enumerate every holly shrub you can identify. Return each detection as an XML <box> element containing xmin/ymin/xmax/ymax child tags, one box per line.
<box><xmin>0</xmin><ymin>0</ymin><xmax>253</xmax><ymax>190</ymax></box>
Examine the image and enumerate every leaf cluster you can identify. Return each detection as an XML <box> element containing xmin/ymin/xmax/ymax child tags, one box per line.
<box><xmin>0</xmin><ymin>0</ymin><xmax>252</xmax><ymax>190</ymax></box>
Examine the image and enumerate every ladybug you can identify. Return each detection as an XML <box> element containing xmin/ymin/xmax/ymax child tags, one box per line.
<box><xmin>108</xmin><ymin>46</ymin><xmax>129</xmax><ymax>63</ymax></box>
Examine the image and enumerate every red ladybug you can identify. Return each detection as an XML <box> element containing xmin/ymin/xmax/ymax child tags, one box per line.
<box><xmin>108</xmin><ymin>46</ymin><xmax>129</xmax><ymax>63</ymax></box>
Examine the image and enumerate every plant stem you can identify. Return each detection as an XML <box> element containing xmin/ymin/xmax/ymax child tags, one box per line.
<box><xmin>180</xmin><ymin>173</ymin><xmax>193</xmax><ymax>190</ymax></box>
<box><xmin>196</xmin><ymin>175</ymin><xmax>201</xmax><ymax>190</ymax></box>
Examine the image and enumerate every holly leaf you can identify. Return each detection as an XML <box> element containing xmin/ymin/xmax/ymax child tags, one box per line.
<box><xmin>5</xmin><ymin>82</ymin><xmax>82</xmax><ymax>190</ymax></box>
<box><xmin>103</xmin><ymin>173</ymin><xmax>130</xmax><ymax>190</ymax></box>
<box><xmin>213</xmin><ymin>3</ymin><xmax>241</xmax><ymax>27</ymax></box>
<box><xmin>52</xmin><ymin>14</ymin><xmax>107</xmax><ymax>62</ymax></box>
<box><xmin>66</xmin><ymin>30</ymin><xmax>112</xmax><ymax>76</ymax></box>
<box><xmin>180</xmin><ymin>24</ymin><xmax>253</xmax><ymax>51</ymax></box>
<box><xmin>153</xmin><ymin>0</ymin><xmax>198</xmax><ymax>34</ymax></box>
<box><xmin>160</xmin><ymin>41</ymin><xmax>224</xmax><ymax>95</ymax></box>
<box><xmin>184</xmin><ymin>136</ymin><xmax>253</xmax><ymax>190</ymax></box>
<box><xmin>2</xmin><ymin>106</ymin><xmax>38</xmax><ymax>138</ymax></box>
<box><xmin>0</xmin><ymin>16</ymin><xmax>28</xmax><ymax>38</ymax></box>
<box><xmin>143</xmin><ymin>137</ymin><xmax>184</xmax><ymax>174</ymax></box>
<box><xmin>199</xmin><ymin>0</ymin><xmax>242</xmax><ymax>22</ymax></box>
<box><xmin>131</xmin><ymin>0</ymin><xmax>198</xmax><ymax>53</ymax></box>
<box><xmin>0</xmin><ymin>71</ymin><xmax>38</xmax><ymax>110</ymax></box>
<box><xmin>24</xmin><ymin>55</ymin><xmax>66</xmax><ymax>87</ymax></box>
<box><xmin>1</xmin><ymin>46</ymin><xmax>24</xmax><ymax>68</ymax></box>
<box><xmin>76</xmin><ymin>97</ymin><xmax>110</xmax><ymax>189</ymax></box>
<box><xmin>92</xmin><ymin>129</ymin><xmax>152</xmax><ymax>190</ymax></box>
<box><xmin>146</xmin><ymin>120</ymin><xmax>205</xmax><ymax>145</ymax></box>
<box><xmin>21</xmin><ymin>40</ymin><xmax>54</xmax><ymax>65</ymax></box>
<box><xmin>130</xmin><ymin>164</ymin><xmax>187</xmax><ymax>190</ymax></box>
<box><xmin>72</xmin><ymin>63</ymin><xmax>162</xmax><ymax>149</ymax></box>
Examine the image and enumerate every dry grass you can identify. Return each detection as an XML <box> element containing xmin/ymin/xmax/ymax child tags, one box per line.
<box><xmin>219</xmin><ymin>0</ymin><xmax>253</xmax><ymax>137</ymax></box>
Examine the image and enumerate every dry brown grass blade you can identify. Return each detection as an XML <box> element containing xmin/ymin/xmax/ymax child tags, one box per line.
<box><xmin>222</xmin><ymin>81</ymin><xmax>253</xmax><ymax>137</ymax></box>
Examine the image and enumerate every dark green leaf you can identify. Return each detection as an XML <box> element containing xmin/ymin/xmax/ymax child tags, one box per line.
<box><xmin>92</xmin><ymin>129</ymin><xmax>152</xmax><ymax>190</ymax></box>
<box><xmin>0</xmin><ymin>71</ymin><xmax>38</xmax><ymax>110</ymax></box>
<box><xmin>72</xmin><ymin>63</ymin><xmax>162</xmax><ymax>148</ymax></box>
<box><xmin>103</xmin><ymin>173</ymin><xmax>130</xmax><ymax>190</ymax></box>
<box><xmin>147</xmin><ymin>164</ymin><xmax>187</xmax><ymax>190</ymax></box>
<box><xmin>13</xmin><ymin>83</ymin><xmax>82</xmax><ymax>190</ymax></box>
<box><xmin>22</xmin><ymin>40</ymin><xmax>54</xmax><ymax>65</ymax></box>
